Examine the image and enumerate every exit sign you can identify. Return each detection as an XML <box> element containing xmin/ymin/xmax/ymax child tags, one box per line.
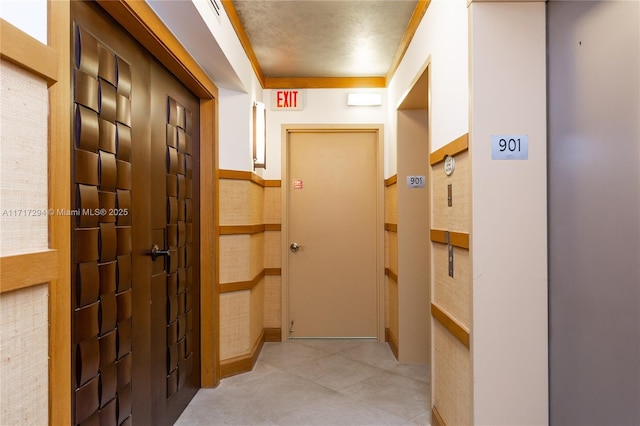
<box><xmin>271</xmin><ymin>90</ymin><xmax>305</xmax><ymax>111</ymax></box>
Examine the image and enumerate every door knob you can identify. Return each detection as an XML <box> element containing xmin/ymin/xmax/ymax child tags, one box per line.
<box><xmin>289</xmin><ymin>242</ymin><xmax>300</xmax><ymax>253</ymax></box>
<box><xmin>149</xmin><ymin>244</ymin><xmax>171</xmax><ymax>261</ymax></box>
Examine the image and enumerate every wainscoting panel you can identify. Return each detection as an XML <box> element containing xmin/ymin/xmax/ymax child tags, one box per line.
<box><xmin>384</xmin><ymin>176</ymin><xmax>398</xmax><ymax>359</ymax></box>
<box><xmin>430</xmin><ymin>134</ymin><xmax>471</xmax><ymax>425</ymax></box>
<box><xmin>218</xmin><ymin>171</ymin><xmax>281</xmax><ymax>374</ymax></box>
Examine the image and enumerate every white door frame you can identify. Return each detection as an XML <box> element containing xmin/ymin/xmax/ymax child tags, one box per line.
<box><xmin>280</xmin><ymin>124</ymin><xmax>385</xmax><ymax>341</ymax></box>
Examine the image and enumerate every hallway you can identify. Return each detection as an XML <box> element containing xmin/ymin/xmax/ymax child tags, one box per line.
<box><xmin>176</xmin><ymin>340</ymin><xmax>430</xmax><ymax>425</ymax></box>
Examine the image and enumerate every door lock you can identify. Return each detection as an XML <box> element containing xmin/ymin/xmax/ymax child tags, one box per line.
<box><xmin>149</xmin><ymin>244</ymin><xmax>171</xmax><ymax>261</ymax></box>
<box><xmin>289</xmin><ymin>242</ymin><xmax>300</xmax><ymax>253</ymax></box>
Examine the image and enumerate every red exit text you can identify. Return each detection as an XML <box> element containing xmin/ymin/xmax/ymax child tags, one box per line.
<box><xmin>276</xmin><ymin>90</ymin><xmax>298</xmax><ymax>108</ymax></box>
<box><xmin>271</xmin><ymin>89</ymin><xmax>305</xmax><ymax>111</ymax></box>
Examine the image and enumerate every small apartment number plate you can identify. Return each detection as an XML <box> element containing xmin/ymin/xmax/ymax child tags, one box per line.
<box><xmin>491</xmin><ymin>135</ymin><xmax>529</xmax><ymax>160</ymax></box>
<box><xmin>406</xmin><ymin>176</ymin><xmax>426</xmax><ymax>188</ymax></box>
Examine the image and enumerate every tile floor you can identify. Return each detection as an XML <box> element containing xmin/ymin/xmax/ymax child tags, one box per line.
<box><xmin>176</xmin><ymin>339</ymin><xmax>431</xmax><ymax>425</ymax></box>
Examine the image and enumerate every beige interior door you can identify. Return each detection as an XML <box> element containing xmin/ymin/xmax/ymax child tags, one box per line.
<box><xmin>287</xmin><ymin>130</ymin><xmax>378</xmax><ymax>338</ymax></box>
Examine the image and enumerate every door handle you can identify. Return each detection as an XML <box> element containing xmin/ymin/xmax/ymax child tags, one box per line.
<box><xmin>289</xmin><ymin>242</ymin><xmax>300</xmax><ymax>253</ymax></box>
<box><xmin>149</xmin><ymin>244</ymin><xmax>171</xmax><ymax>261</ymax></box>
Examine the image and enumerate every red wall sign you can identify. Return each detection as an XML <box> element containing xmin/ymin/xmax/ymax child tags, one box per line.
<box><xmin>271</xmin><ymin>89</ymin><xmax>305</xmax><ymax>111</ymax></box>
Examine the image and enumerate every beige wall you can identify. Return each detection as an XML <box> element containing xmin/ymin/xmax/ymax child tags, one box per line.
<box><xmin>396</xmin><ymin>109</ymin><xmax>430</xmax><ymax>363</ymax></box>
<box><xmin>469</xmin><ymin>2</ymin><xmax>548</xmax><ymax>424</ymax></box>
<box><xmin>0</xmin><ymin>60</ymin><xmax>50</xmax><ymax>425</ymax></box>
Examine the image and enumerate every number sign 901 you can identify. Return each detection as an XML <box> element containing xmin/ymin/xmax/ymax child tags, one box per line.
<box><xmin>406</xmin><ymin>175</ymin><xmax>425</xmax><ymax>188</ymax></box>
<box><xmin>491</xmin><ymin>135</ymin><xmax>528</xmax><ymax>160</ymax></box>
<box><xmin>499</xmin><ymin>138</ymin><xmax>521</xmax><ymax>152</ymax></box>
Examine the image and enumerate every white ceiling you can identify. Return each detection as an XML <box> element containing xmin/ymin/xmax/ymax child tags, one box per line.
<box><xmin>231</xmin><ymin>0</ymin><xmax>419</xmax><ymax>79</ymax></box>
<box><xmin>148</xmin><ymin>0</ymin><xmax>246</xmax><ymax>90</ymax></box>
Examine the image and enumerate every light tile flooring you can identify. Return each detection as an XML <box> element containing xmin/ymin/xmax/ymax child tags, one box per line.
<box><xmin>176</xmin><ymin>339</ymin><xmax>431</xmax><ymax>425</ymax></box>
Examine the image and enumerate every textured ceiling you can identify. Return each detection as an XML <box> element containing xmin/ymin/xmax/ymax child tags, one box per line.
<box><xmin>231</xmin><ymin>0</ymin><xmax>419</xmax><ymax>79</ymax></box>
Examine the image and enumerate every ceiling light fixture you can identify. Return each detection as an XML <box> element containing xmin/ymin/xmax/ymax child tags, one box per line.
<box><xmin>347</xmin><ymin>93</ymin><xmax>382</xmax><ymax>107</ymax></box>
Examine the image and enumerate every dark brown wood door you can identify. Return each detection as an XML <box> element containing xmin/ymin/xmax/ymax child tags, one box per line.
<box><xmin>148</xmin><ymin>59</ymin><xmax>201</xmax><ymax>426</ymax></box>
<box><xmin>71</xmin><ymin>2</ymin><xmax>200</xmax><ymax>425</ymax></box>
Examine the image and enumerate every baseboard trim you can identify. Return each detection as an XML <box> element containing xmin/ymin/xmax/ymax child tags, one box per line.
<box><xmin>220</xmin><ymin>330</ymin><xmax>265</xmax><ymax>379</ymax></box>
<box><xmin>219</xmin><ymin>353</ymin><xmax>252</xmax><ymax>379</ymax></box>
<box><xmin>385</xmin><ymin>327</ymin><xmax>399</xmax><ymax>360</ymax></box>
<box><xmin>264</xmin><ymin>327</ymin><xmax>281</xmax><ymax>342</ymax></box>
